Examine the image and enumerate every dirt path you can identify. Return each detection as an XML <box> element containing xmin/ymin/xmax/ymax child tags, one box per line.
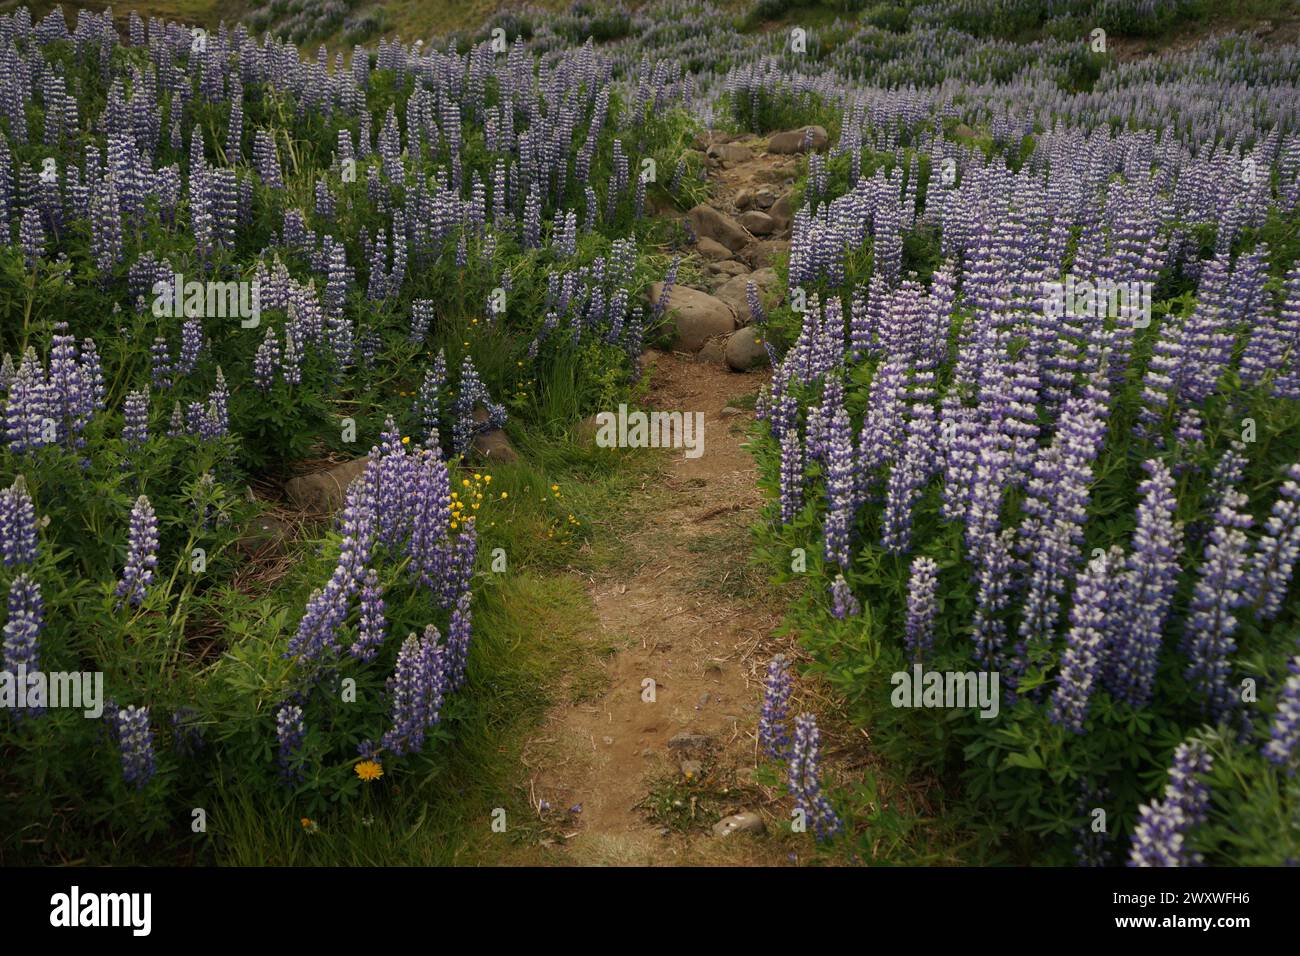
<box><xmin>521</xmin><ymin>350</ymin><xmax>804</xmax><ymax>865</ymax></box>
<box><xmin>515</xmin><ymin>131</ymin><xmax>821</xmax><ymax>865</ymax></box>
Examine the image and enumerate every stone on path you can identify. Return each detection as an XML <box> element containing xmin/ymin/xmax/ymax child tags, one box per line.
<box><xmin>714</xmin><ymin>268</ymin><xmax>781</xmax><ymax>324</ymax></box>
<box><xmin>767</xmin><ymin>125</ymin><xmax>829</xmax><ymax>154</ymax></box>
<box><xmin>712</xmin><ymin>812</ymin><xmax>766</xmax><ymax>838</ymax></box>
<box><xmin>724</xmin><ymin>326</ymin><xmax>770</xmax><ymax>372</ymax></box>
<box><xmin>708</xmin><ymin>259</ymin><xmax>750</xmax><ymax>277</ymax></box>
<box><xmin>748</xmin><ymin>239</ymin><xmax>790</xmax><ymax>270</ymax></box>
<box><xmin>687</xmin><ymin>204</ymin><xmax>753</xmax><ymax>253</ymax></box>
<box><xmin>284</xmin><ymin>457</ymin><xmax>371</xmax><ymax>513</ymax></box>
<box><xmin>695</xmin><ymin>236</ymin><xmax>733</xmax><ymax>261</ymax></box>
<box><xmin>707</xmin><ymin>142</ymin><xmax>754</xmax><ymax>165</ymax></box>
<box><xmin>471</xmin><ymin>406</ymin><xmax>519</xmax><ymax>464</ymax></box>
<box><xmin>738</xmin><ymin>210</ymin><xmax>776</xmax><ymax>236</ymax></box>
<box><xmin>648</xmin><ymin>281</ymin><xmax>737</xmax><ymax>352</ymax></box>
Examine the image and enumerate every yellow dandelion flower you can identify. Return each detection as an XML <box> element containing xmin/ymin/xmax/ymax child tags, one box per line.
<box><xmin>450</xmin><ymin>521</ymin><xmax>459</xmax><ymax>530</ymax></box>
<box><xmin>551</xmin><ymin>485</ymin><xmax>559</xmax><ymax>492</ymax></box>
<box><xmin>462</xmin><ymin>479</ymin><xmax>471</xmax><ymax>487</ymax></box>
<box><xmin>401</xmin><ymin>436</ymin><xmax>410</xmax><ymax>445</ymax></box>
<box><xmin>484</xmin><ymin>475</ymin><xmax>492</xmax><ymax>483</ymax></box>
<box><xmin>500</xmin><ymin>491</ymin><xmax>508</xmax><ymax>499</ymax></box>
<box><xmin>355</xmin><ymin>760</ymin><xmax>384</xmax><ymax>782</ymax></box>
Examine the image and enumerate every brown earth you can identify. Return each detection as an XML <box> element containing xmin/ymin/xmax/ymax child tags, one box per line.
<box><xmin>520</xmin><ymin>350</ymin><xmax>807</xmax><ymax>864</ymax></box>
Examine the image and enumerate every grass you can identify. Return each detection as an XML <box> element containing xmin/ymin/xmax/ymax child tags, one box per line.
<box><xmin>210</xmin><ymin>431</ymin><xmax>660</xmax><ymax>865</ymax></box>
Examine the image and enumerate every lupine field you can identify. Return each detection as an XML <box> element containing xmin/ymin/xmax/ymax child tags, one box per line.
<box><xmin>0</xmin><ymin>0</ymin><xmax>1298</xmax><ymax>874</ymax></box>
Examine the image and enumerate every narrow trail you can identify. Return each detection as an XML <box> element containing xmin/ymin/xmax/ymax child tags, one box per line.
<box><xmin>524</xmin><ymin>351</ymin><xmax>791</xmax><ymax>864</ymax></box>
<box><xmin>519</xmin><ymin>131</ymin><xmax>815</xmax><ymax>865</ymax></box>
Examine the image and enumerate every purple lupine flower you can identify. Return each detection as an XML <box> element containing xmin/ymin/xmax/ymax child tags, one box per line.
<box><xmin>1050</xmin><ymin>549</ymin><xmax>1118</xmax><ymax>734</ymax></box>
<box><xmin>779</xmin><ymin>424</ymin><xmax>803</xmax><ymax>524</ymax></box>
<box><xmin>1106</xmin><ymin>460</ymin><xmax>1183</xmax><ymax>708</ymax></box>
<box><xmin>80</xmin><ymin>338</ymin><xmax>106</xmax><ymax>412</ymax></box>
<box><xmin>167</xmin><ymin>402</ymin><xmax>185</xmax><ymax>438</ymax></box>
<box><xmin>207</xmin><ymin>367</ymin><xmax>229</xmax><ymax>436</ymax></box>
<box><xmin>444</xmin><ymin>590</ymin><xmax>472</xmax><ymax>691</ymax></box>
<box><xmin>177</xmin><ymin>317</ymin><xmax>202</xmax><ymax>376</ymax></box>
<box><xmin>1263</xmin><ymin>654</ymin><xmax>1300</xmax><ymax>774</ymax></box>
<box><xmin>287</xmin><ymin>462</ymin><xmax>378</xmax><ymax>662</ymax></box>
<box><xmin>281</xmin><ymin>328</ymin><xmax>302</xmax><ymax>386</ymax></box>
<box><xmin>759</xmin><ymin>654</ymin><xmax>793</xmax><ymax>760</ymax></box>
<box><xmin>1128</xmin><ymin>740</ymin><xmax>1213</xmax><ymax>867</ymax></box>
<box><xmin>3</xmin><ymin>574</ymin><xmax>44</xmax><ymax>718</ymax></box>
<box><xmin>1182</xmin><ymin>487</ymin><xmax>1253</xmax><ymax>722</ymax></box>
<box><xmin>1248</xmin><ymin>465</ymin><xmax>1300</xmax><ymax>622</ymax></box>
<box><xmin>904</xmin><ymin>556</ymin><xmax>939</xmax><ymax>662</ymax></box>
<box><xmin>4</xmin><ymin>348</ymin><xmax>54</xmax><ymax>453</ymax></box>
<box><xmin>275</xmin><ymin>703</ymin><xmax>306</xmax><ymax>784</ymax></box>
<box><xmin>416</xmin><ymin>350</ymin><xmax>447</xmax><ymax>451</ymax></box>
<box><xmin>122</xmin><ymin>389</ymin><xmax>149</xmax><ymax>447</ymax></box>
<box><xmin>830</xmin><ymin>573</ymin><xmax>860</xmax><ymax>619</ymax></box>
<box><xmin>381</xmin><ymin>626</ymin><xmax>447</xmax><ymax>756</ymax></box>
<box><xmin>150</xmin><ymin>336</ymin><xmax>171</xmax><ymax>389</ymax></box>
<box><xmin>115</xmin><ymin>495</ymin><xmax>158</xmax><ymax>609</ymax></box>
<box><xmin>19</xmin><ymin>206</ymin><xmax>45</xmax><ymax>267</ymax></box>
<box><xmin>350</xmin><ymin>569</ymin><xmax>386</xmax><ymax>662</ymax></box>
<box><xmin>115</xmin><ymin>705</ymin><xmax>156</xmax><ymax>790</ymax></box>
<box><xmin>788</xmin><ymin>713</ymin><xmax>842</xmax><ymax>841</ymax></box>
<box><xmin>652</xmin><ymin>257</ymin><xmax>680</xmax><ymax>323</ymax></box>
<box><xmin>253</xmin><ymin>328</ymin><xmax>280</xmax><ymax>394</ymax></box>
<box><xmin>881</xmin><ymin>403</ymin><xmax>935</xmax><ymax>554</ymax></box>
<box><xmin>0</xmin><ymin>478</ymin><xmax>38</xmax><ymax>566</ymax></box>
<box><xmin>1014</xmin><ymin>377</ymin><xmax>1109</xmax><ymax>678</ymax></box>
<box><xmin>822</xmin><ymin>403</ymin><xmax>857</xmax><ymax>569</ymax></box>
<box><xmin>409</xmin><ymin>299</ymin><xmax>435</xmax><ymax>345</ymax></box>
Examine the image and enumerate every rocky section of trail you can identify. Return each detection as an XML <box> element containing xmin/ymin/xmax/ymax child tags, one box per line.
<box><xmin>648</xmin><ymin>126</ymin><xmax>829</xmax><ymax>371</ymax></box>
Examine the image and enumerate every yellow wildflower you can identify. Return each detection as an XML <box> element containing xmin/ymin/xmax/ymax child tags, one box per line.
<box><xmin>355</xmin><ymin>760</ymin><xmax>384</xmax><ymax>782</ymax></box>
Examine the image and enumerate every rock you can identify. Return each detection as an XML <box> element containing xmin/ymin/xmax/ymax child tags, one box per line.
<box><xmin>284</xmin><ymin>457</ymin><xmax>371</xmax><ymax>513</ymax></box>
<box><xmin>471</xmin><ymin>406</ymin><xmax>519</xmax><ymax>464</ymax></box>
<box><xmin>668</xmin><ymin>731</ymin><xmax>713</xmax><ymax>753</ymax></box>
<box><xmin>707</xmin><ymin>142</ymin><xmax>753</xmax><ymax>165</ymax></box>
<box><xmin>748</xmin><ymin>239</ymin><xmax>790</xmax><ymax>270</ymax></box>
<box><xmin>733</xmin><ymin>188</ymin><xmax>755</xmax><ymax>211</ymax></box>
<box><xmin>695</xmin><ymin>236</ymin><xmax>733</xmax><ymax>261</ymax></box>
<box><xmin>767</xmin><ymin>125</ymin><xmax>829</xmax><ymax>155</ymax></box>
<box><xmin>708</xmin><ymin>260</ymin><xmax>750</xmax><ymax>278</ymax></box>
<box><xmin>754</xmin><ymin>186</ymin><xmax>778</xmax><ymax>209</ymax></box>
<box><xmin>235</xmin><ymin>513</ymin><xmax>295</xmax><ymax>556</ymax></box>
<box><xmin>768</xmin><ymin>194</ymin><xmax>794</xmax><ymax>231</ymax></box>
<box><xmin>719</xmin><ymin>406</ymin><xmax>744</xmax><ymax>418</ymax></box>
<box><xmin>694</xmin><ymin>129</ymin><xmax>739</xmax><ymax>150</ymax></box>
<box><xmin>725</xmin><ymin>326</ymin><xmax>771</xmax><ymax>372</ymax></box>
<box><xmin>712</xmin><ymin>812</ymin><xmax>766</xmax><ymax>838</ymax></box>
<box><xmin>714</xmin><ymin>268</ymin><xmax>782</xmax><ymax>324</ymax></box>
<box><xmin>696</xmin><ymin>337</ymin><xmax>727</xmax><ymax>364</ymax></box>
<box><xmin>687</xmin><ymin>204</ymin><xmax>753</xmax><ymax>253</ymax></box>
<box><xmin>738</xmin><ymin>210</ymin><xmax>776</xmax><ymax>236</ymax></box>
<box><xmin>647</xmin><ymin>282</ymin><xmax>737</xmax><ymax>352</ymax></box>
<box><xmin>680</xmin><ymin>760</ymin><xmax>704</xmax><ymax>781</ymax></box>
